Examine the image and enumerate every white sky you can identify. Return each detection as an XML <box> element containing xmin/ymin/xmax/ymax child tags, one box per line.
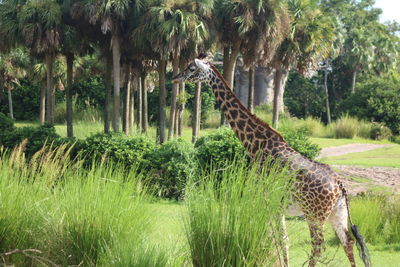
<box><xmin>374</xmin><ymin>0</ymin><xmax>400</xmax><ymax>23</ymax></box>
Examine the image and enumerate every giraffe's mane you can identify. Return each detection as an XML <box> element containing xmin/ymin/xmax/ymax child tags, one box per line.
<box><xmin>209</xmin><ymin>63</ymin><xmax>285</xmax><ymax>142</ymax></box>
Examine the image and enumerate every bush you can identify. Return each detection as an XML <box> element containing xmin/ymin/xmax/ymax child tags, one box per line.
<box><xmin>333</xmin><ymin>115</ymin><xmax>359</xmax><ymax>139</ymax></box>
<box><xmin>80</xmin><ymin>133</ymin><xmax>155</xmax><ymax>168</ymax></box>
<box><xmin>370</xmin><ymin>122</ymin><xmax>393</xmax><ymax>140</ymax></box>
<box><xmin>195</xmin><ymin>127</ymin><xmax>247</xmax><ymax>168</ymax></box>
<box><xmin>146</xmin><ymin>138</ymin><xmax>198</xmax><ymax>199</ymax></box>
<box><xmin>351</xmin><ymin>194</ymin><xmax>400</xmax><ymax>245</ymax></box>
<box><xmin>0</xmin><ymin>112</ymin><xmax>14</xmax><ymax>132</ymax></box>
<box><xmin>281</xmin><ymin>128</ymin><xmax>321</xmax><ymax>160</ymax></box>
<box><xmin>342</xmin><ymin>74</ymin><xmax>400</xmax><ymax>134</ymax></box>
<box><xmin>185</xmin><ymin>159</ymin><xmax>292</xmax><ymax>266</ymax></box>
<box><xmin>0</xmin><ymin>123</ymin><xmax>60</xmax><ymax>156</ymax></box>
<box><xmin>0</xmin><ymin>147</ymin><xmax>158</xmax><ymax>266</ymax></box>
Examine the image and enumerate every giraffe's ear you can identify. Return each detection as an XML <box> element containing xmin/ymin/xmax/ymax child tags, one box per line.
<box><xmin>194</xmin><ymin>58</ymin><xmax>209</xmax><ymax>72</ymax></box>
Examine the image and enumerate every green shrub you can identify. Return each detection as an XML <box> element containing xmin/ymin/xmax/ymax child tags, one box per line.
<box><xmin>357</xmin><ymin>120</ymin><xmax>373</xmax><ymax>139</ymax></box>
<box><xmin>185</xmin><ymin>159</ymin><xmax>292</xmax><ymax>267</ymax></box>
<box><xmin>195</xmin><ymin>127</ymin><xmax>247</xmax><ymax>168</ymax></box>
<box><xmin>281</xmin><ymin>128</ymin><xmax>321</xmax><ymax>160</ymax></box>
<box><xmin>342</xmin><ymin>73</ymin><xmax>400</xmax><ymax>134</ymax></box>
<box><xmin>146</xmin><ymin>138</ymin><xmax>197</xmax><ymax>199</ymax></box>
<box><xmin>370</xmin><ymin>122</ymin><xmax>393</xmax><ymax>140</ymax></box>
<box><xmin>351</xmin><ymin>194</ymin><xmax>400</xmax><ymax>245</ymax></box>
<box><xmin>0</xmin><ymin>112</ymin><xmax>14</xmax><ymax>132</ymax></box>
<box><xmin>80</xmin><ymin>133</ymin><xmax>155</xmax><ymax>168</ymax></box>
<box><xmin>0</xmin><ymin>147</ymin><xmax>157</xmax><ymax>266</ymax></box>
<box><xmin>0</xmin><ymin>123</ymin><xmax>60</xmax><ymax>156</ymax></box>
<box><xmin>333</xmin><ymin>115</ymin><xmax>359</xmax><ymax>139</ymax></box>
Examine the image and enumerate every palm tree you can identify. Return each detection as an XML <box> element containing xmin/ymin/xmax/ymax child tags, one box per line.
<box><xmin>17</xmin><ymin>0</ymin><xmax>62</xmax><ymax>124</ymax></box>
<box><xmin>75</xmin><ymin>0</ymin><xmax>144</xmax><ymax>132</ymax></box>
<box><xmin>0</xmin><ymin>48</ymin><xmax>29</xmax><ymax>119</ymax></box>
<box><xmin>270</xmin><ymin>0</ymin><xmax>336</xmax><ymax>128</ymax></box>
<box><xmin>134</xmin><ymin>0</ymin><xmax>210</xmax><ymax>143</ymax></box>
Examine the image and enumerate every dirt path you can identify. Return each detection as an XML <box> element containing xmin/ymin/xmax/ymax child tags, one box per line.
<box><xmin>318</xmin><ymin>143</ymin><xmax>393</xmax><ymax>158</ymax></box>
<box><xmin>319</xmin><ymin>143</ymin><xmax>399</xmax><ymax>195</ymax></box>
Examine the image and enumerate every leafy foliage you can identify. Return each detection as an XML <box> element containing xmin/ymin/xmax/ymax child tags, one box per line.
<box><xmin>146</xmin><ymin>138</ymin><xmax>198</xmax><ymax>199</ymax></box>
<box><xmin>195</xmin><ymin>127</ymin><xmax>247</xmax><ymax>168</ymax></box>
<box><xmin>342</xmin><ymin>74</ymin><xmax>400</xmax><ymax>134</ymax></box>
<box><xmin>79</xmin><ymin>133</ymin><xmax>155</xmax><ymax>168</ymax></box>
<box><xmin>281</xmin><ymin>128</ymin><xmax>321</xmax><ymax>160</ymax></box>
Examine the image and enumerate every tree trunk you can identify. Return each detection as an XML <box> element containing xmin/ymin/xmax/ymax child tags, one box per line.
<box><xmin>112</xmin><ymin>33</ymin><xmax>121</xmax><ymax>132</ymax></box>
<box><xmin>168</xmin><ymin>55</ymin><xmax>180</xmax><ymax>139</ymax></box>
<box><xmin>7</xmin><ymin>88</ymin><xmax>13</xmax><ymax>120</ymax></box>
<box><xmin>136</xmin><ymin>76</ymin><xmax>142</xmax><ymax>130</ymax></box>
<box><xmin>254</xmin><ymin>67</ymin><xmax>275</xmax><ymax>106</ymax></box>
<box><xmin>178</xmin><ymin>61</ymin><xmax>186</xmax><ymax>136</ymax></box>
<box><xmin>45</xmin><ymin>54</ymin><xmax>54</xmax><ymax>124</ymax></box>
<box><xmin>351</xmin><ymin>70</ymin><xmax>357</xmax><ymax>94</ymax></box>
<box><xmin>272</xmin><ymin>66</ymin><xmax>283</xmax><ymax>129</ymax></box>
<box><xmin>129</xmin><ymin>74</ymin><xmax>135</xmax><ymax>133</ymax></box>
<box><xmin>324</xmin><ymin>69</ymin><xmax>331</xmax><ymax>124</ymax></box>
<box><xmin>158</xmin><ymin>59</ymin><xmax>167</xmax><ymax>143</ymax></box>
<box><xmin>66</xmin><ymin>53</ymin><xmax>74</xmax><ymax>138</ymax></box>
<box><xmin>39</xmin><ymin>80</ymin><xmax>46</xmax><ymax>124</ymax></box>
<box><xmin>141</xmin><ymin>72</ymin><xmax>148</xmax><ymax>133</ymax></box>
<box><xmin>124</xmin><ymin>64</ymin><xmax>132</xmax><ymax>135</ymax></box>
<box><xmin>104</xmin><ymin>53</ymin><xmax>112</xmax><ymax>133</ymax></box>
<box><xmin>192</xmin><ymin>82</ymin><xmax>201</xmax><ymax>143</ymax></box>
<box><xmin>221</xmin><ymin>44</ymin><xmax>240</xmax><ymax>125</ymax></box>
<box><xmin>278</xmin><ymin>69</ymin><xmax>289</xmax><ymax>113</ymax></box>
<box><xmin>248</xmin><ymin>66</ymin><xmax>255</xmax><ymax>113</ymax></box>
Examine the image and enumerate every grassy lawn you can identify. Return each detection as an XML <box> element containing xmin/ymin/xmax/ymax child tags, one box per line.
<box><xmin>310</xmin><ymin>137</ymin><xmax>393</xmax><ymax>148</ymax></box>
<box><xmin>149</xmin><ymin>202</ymin><xmax>400</xmax><ymax>267</ymax></box>
<box><xmin>321</xmin><ymin>144</ymin><xmax>400</xmax><ymax>168</ymax></box>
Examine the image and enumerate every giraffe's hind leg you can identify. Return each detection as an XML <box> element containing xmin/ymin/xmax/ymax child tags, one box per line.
<box><xmin>307</xmin><ymin>220</ymin><xmax>325</xmax><ymax>267</ymax></box>
<box><xmin>329</xmin><ymin>196</ymin><xmax>356</xmax><ymax>267</ymax></box>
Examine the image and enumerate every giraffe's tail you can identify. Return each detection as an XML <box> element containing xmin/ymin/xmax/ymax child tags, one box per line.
<box><xmin>343</xmin><ymin>188</ymin><xmax>372</xmax><ymax>267</ymax></box>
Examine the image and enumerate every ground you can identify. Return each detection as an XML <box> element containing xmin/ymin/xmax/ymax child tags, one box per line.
<box><xmin>318</xmin><ymin>143</ymin><xmax>400</xmax><ymax>195</ymax></box>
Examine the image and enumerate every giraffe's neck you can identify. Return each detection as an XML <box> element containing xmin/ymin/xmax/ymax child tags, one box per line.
<box><xmin>207</xmin><ymin>65</ymin><xmax>290</xmax><ymax>160</ymax></box>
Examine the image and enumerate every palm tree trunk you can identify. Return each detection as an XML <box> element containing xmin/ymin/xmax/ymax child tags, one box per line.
<box><xmin>174</xmin><ymin>109</ymin><xmax>179</xmax><ymax>136</ymax></box>
<box><xmin>278</xmin><ymin>69</ymin><xmax>289</xmax><ymax>113</ymax></box>
<box><xmin>129</xmin><ymin>74</ymin><xmax>135</xmax><ymax>133</ymax></box>
<box><xmin>45</xmin><ymin>54</ymin><xmax>54</xmax><ymax>124</ymax></box>
<box><xmin>272</xmin><ymin>65</ymin><xmax>283</xmax><ymax>129</ymax></box>
<box><xmin>104</xmin><ymin>54</ymin><xmax>112</xmax><ymax>133</ymax></box>
<box><xmin>141</xmin><ymin>72</ymin><xmax>148</xmax><ymax>133</ymax></box>
<box><xmin>136</xmin><ymin>76</ymin><xmax>142</xmax><ymax>130</ymax></box>
<box><xmin>324</xmin><ymin>68</ymin><xmax>331</xmax><ymax>124</ymax></box>
<box><xmin>168</xmin><ymin>55</ymin><xmax>180</xmax><ymax>139</ymax></box>
<box><xmin>248</xmin><ymin>66</ymin><xmax>255</xmax><ymax>113</ymax></box>
<box><xmin>178</xmin><ymin>61</ymin><xmax>186</xmax><ymax>136</ymax></box>
<box><xmin>7</xmin><ymin>88</ymin><xmax>13</xmax><ymax>120</ymax></box>
<box><xmin>124</xmin><ymin>64</ymin><xmax>132</xmax><ymax>135</ymax></box>
<box><xmin>221</xmin><ymin>43</ymin><xmax>240</xmax><ymax>125</ymax></box>
<box><xmin>39</xmin><ymin>80</ymin><xmax>46</xmax><ymax>124</ymax></box>
<box><xmin>112</xmin><ymin>33</ymin><xmax>121</xmax><ymax>132</ymax></box>
<box><xmin>351</xmin><ymin>70</ymin><xmax>357</xmax><ymax>94</ymax></box>
<box><xmin>158</xmin><ymin>59</ymin><xmax>167</xmax><ymax>143</ymax></box>
<box><xmin>192</xmin><ymin>82</ymin><xmax>201</xmax><ymax>143</ymax></box>
<box><xmin>66</xmin><ymin>53</ymin><xmax>74</xmax><ymax>138</ymax></box>
<box><xmin>254</xmin><ymin>67</ymin><xmax>275</xmax><ymax>106</ymax></box>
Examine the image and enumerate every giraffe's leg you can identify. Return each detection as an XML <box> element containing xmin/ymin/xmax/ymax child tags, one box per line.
<box><xmin>280</xmin><ymin>215</ymin><xmax>290</xmax><ymax>267</ymax></box>
<box><xmin>329</xmin><ymin>197</ymin><xmax>356</xmax><ymax>267</ymax></box>
<box><xmin>307</xmin><ymin>220</ymin><xmax>325</xmax><ymax>267</ymax></box>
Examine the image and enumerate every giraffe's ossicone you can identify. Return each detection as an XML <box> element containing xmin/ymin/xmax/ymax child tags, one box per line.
<box><xmin>173</xmin><ymin>58</ymin><xmax>371</xmax><ymax>267</ymax></box>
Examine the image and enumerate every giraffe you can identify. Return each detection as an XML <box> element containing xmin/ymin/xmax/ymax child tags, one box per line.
<box><xmin>172</xmin><ymin>58</ymin><xmax>371</xmax><ymax>267</ymax></box>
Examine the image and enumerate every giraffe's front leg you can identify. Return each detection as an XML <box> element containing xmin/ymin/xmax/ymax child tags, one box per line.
<box><xmin>307</xmin><ymin>220</ymin><xmax>325</xmax><ymax>267</ymax></box>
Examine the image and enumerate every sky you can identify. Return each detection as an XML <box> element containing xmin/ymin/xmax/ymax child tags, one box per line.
<box><xmin>374</xmin><ymin>0</ymin><xmax>400</xmax><ymax>23</ymax></box>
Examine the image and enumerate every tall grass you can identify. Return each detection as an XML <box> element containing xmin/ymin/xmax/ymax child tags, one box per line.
<box><xmin>0</xmin><ymin>145</ymin><xmax>168</xmax><ymax>266</ymax></box>
<box><xmin>185</xmin><ymin>159</ymin><xmax>293</xmax><ymax>267</ymax></box>
<box><xmin>351</xmin><ymin>194</ymin><xmax>400</xmax><ymax>245</ymax></box>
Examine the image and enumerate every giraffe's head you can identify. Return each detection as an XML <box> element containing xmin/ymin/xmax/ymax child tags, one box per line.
<box><xmin>172</xmin><ymin>58</ymin><xmax>211</xmax><ymax>84</ymax></box>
